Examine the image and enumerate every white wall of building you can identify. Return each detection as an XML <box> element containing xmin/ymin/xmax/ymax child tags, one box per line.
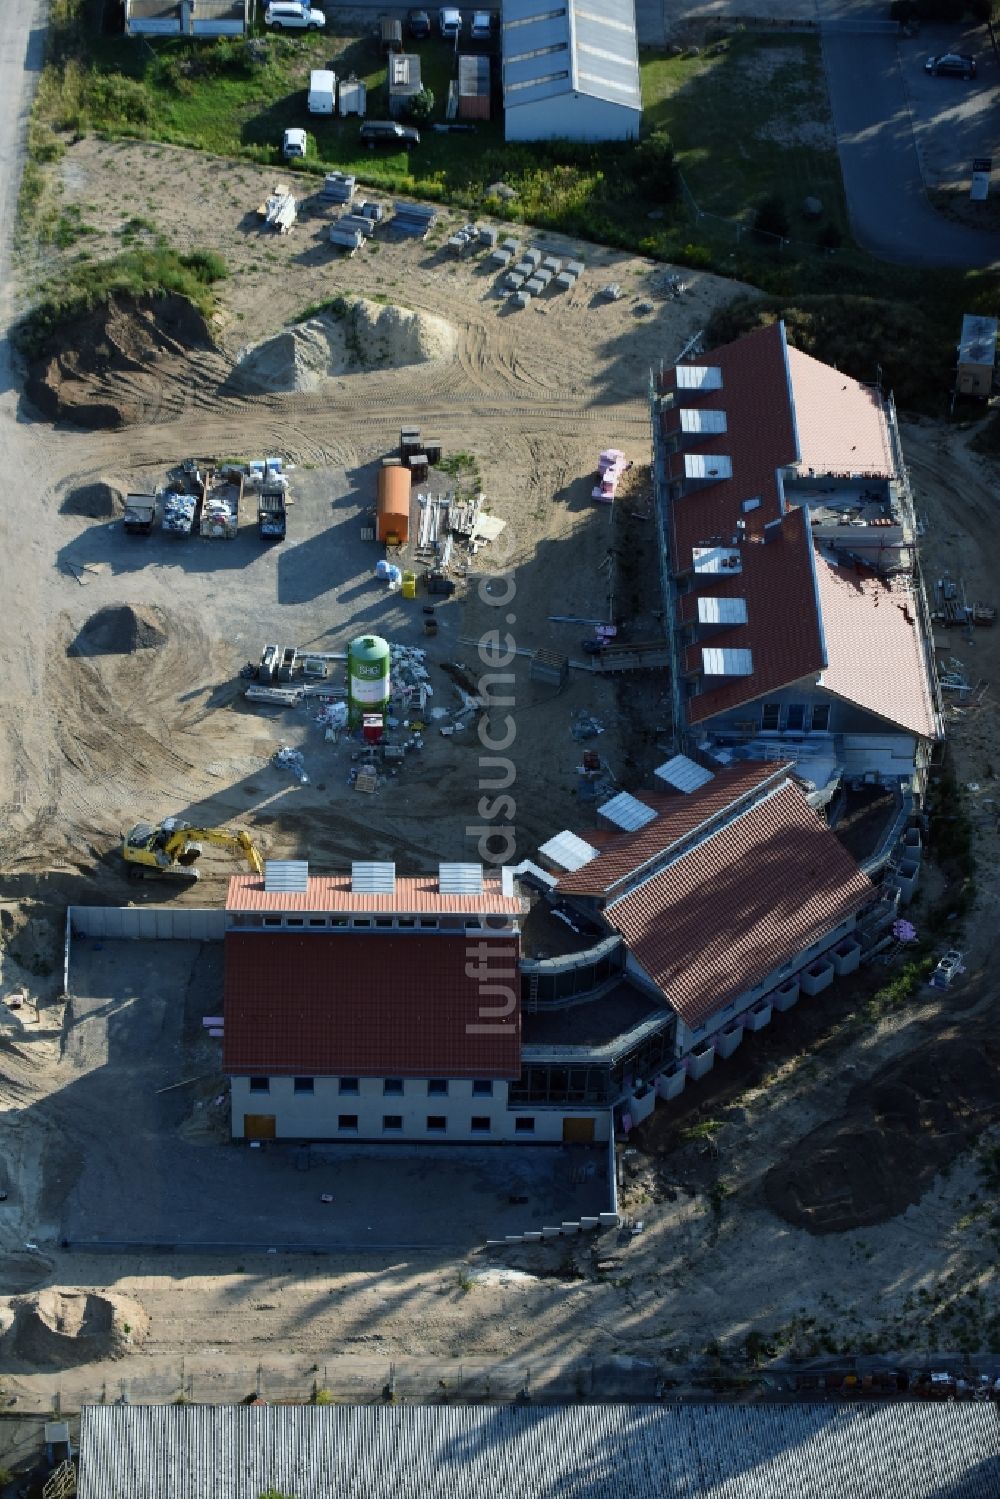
<box><xmin>231</xmin><ymin>1075</ymin><xmax>610</xmax><ymax>1144</ymax></box>
<box><xmin>505</xmin><ymin>94</ymin><xmax>640</xmax><ymax>143</ymax></box>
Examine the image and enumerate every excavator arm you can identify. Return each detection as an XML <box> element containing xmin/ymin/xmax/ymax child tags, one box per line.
<box><xmin>162</xmin><ymin>826</ymin><xmax>264</xmax><ymax>874</ymax></box>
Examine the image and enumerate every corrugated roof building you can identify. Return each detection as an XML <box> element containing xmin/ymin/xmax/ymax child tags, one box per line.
<box><xmin>125</xmin><ymin>0</ymin><xmax>248</xmax><ymax>35</ymax></box>
<box><xmin>501</xmin><ymin>0</ymin><xmax>641</xmax><ymax>141</ymax></box>
<box><xmin>76</xmin><ymin>1402</ymin><xmax>1000</xmax><ymax>1499</ymax></box>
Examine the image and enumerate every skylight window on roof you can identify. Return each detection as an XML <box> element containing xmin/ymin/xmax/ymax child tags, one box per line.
<box><xmin>698</xmin><ymin>596</ymin><xmax>748</xmax><ymax>625</ymax></box>
<box><xmin>684</xmin><ymin>453</ymin><xmax>733</xmax><ymax>481</ymax></box>
<box><xmin>676</xmin><ymin>364</ymin><xmax>723</xmax><ymax>391</ymax></box>
<box><xmin>702</xmin><ymin>647</ymin><xmax>754</xmax><ymax>677</ymax></box>
<box><xmin>692</xmin><ymin>546</ymin><xmax>742</xmax><ymax>575</ymax></box>
<box><xmin>439</xmin><ymin>863</ymin><xmax>484</xmax><ymax>894</ymax></box>
<box><xmin>505</xmin><ymin>7</ymin><xmax>567</xmax><ymax>28</ymax></box>
<box><xmin>506</xmin><ymin>70</ymin><xmax>570</xmax><ymax>90</ymax></box>
<box><xmin>263</xmin><ymin>860</ymin><xmax>308</xmax><ymax>893</ymax></box>
<box><xmin>351</xmin><ymin>861</ymin><xmax>396</xmax><ymax>894</ymax></box>
<box><xmin>680</xmin><ymin>408</ymin><xmax>727</xmax><ymax>435</ymax></box>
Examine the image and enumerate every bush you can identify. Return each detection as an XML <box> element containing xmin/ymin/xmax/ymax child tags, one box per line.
<box><xmin>816</xmin><ymin>222</ymin><xmax>842</xmax><ymax>251</ymax></box>
<box><xmin>633</xmin><ymin>129</ymin><xmax>679</xmax><ymax>203</ymax></box>
<box><xmin>85</xmin><ymin>72</ymin><xmax>154</xmax><ymax>128</ymax></box>
<box><xmin>405</xmin><ymin>88</ymin><xmax>435</xmax><ymax>123</ymax></box>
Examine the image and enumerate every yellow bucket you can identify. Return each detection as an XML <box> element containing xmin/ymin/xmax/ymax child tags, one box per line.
<box><xmin>401</xmin><ymin>571</ymin><xmax>417</xmax><ymax>600</ymax></box>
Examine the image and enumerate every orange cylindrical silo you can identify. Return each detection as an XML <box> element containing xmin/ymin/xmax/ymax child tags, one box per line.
<box><xmin>377</xmin><ymin>464</ymin><xmax>411</xmax><ymax>544</ymax></box>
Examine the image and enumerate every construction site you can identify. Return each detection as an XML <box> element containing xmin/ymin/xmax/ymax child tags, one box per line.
<box><xmin>2</xmin><ymin>125</ymin><xmax>1000</xmax><ymax>1453</ymax></box>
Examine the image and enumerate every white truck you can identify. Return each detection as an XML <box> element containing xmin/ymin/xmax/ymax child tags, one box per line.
<box><xmin>308</xmin><ymin>69</ymin><xmax>336</xmax><ymax>114</ymax></box>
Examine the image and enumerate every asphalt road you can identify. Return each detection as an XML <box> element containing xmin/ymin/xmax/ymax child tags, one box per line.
<box><xmin>821</xmin><ymin>9</ymin><xmax>1000</xmax><ymax>266</ymax></box>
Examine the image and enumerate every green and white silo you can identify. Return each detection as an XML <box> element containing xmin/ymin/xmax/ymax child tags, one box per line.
<box><xmin>347</xmin><ymin>634</ymin><xmax>391</xmax><ymax>726</ymax></box>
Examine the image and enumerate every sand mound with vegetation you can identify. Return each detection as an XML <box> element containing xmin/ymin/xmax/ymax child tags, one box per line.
<box><xmin>25</xmin><ymin>293</ymin><xmax>213</xmax><ymax>428</ymax></box>
<box><xmin>69</xmin><ymin>604</ymin><xmax>169</xmax><ymax>657</ymax></box>
<box><xmin>4</xmin><ymin>1290</ymin><xmax>148</xmax><ymax>1367</ymax></box>
<box><xmin>232</xmin><ymin>298</ymin><xmax>456</xmax><ymax>393</ymax></box>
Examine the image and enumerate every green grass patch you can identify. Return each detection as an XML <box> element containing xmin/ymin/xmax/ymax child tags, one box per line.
<box><xmin>17</xmin><ymin>243</ymin><xmax>227</xmax><ymax>354</ymax></box>
<box><xmin>642</xmin><ymin>35</ymin><xmax>848</xmax><ymax>243</ymax></box>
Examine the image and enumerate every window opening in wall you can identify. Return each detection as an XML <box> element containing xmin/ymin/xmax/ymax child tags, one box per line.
<box><xmin>472</xmin><ymin>1080</ymin><xmax>493</xmax><ymax>1097</ymax></box>
<box><xmin>383</xmin><ymin>1115</ymin><xmax>403</xmax><ymax>1131</ymax></box>
<box><xmin>263</xmin><ymin>917</ymin><xmax>281</xmax><ymax>928</ymax></box>
<box><xmin>249</xmin><ymin>1077</ymin><xmax>269</xmax><ymax>1094</ymax></box>
<box><xmin>338</xmin><ymin>1115</ymin><xmax>359</xmax><ymax>1132</ymax></box>
<box><xmin>375</xmin><ymin>918</ymin><xmax>393</xmax><ymax>929</ymax></box>
<box><xmin>293</xmin><ymin>1077</ymin><xmax>314</xmax><ymax>1094</ymax></box>
<box><xmin>761</xmin><ymin>702</ymin><xmax>781</xmax><ymax>732</ymax></box>
<box><xmin>286</xmin><ymin>917</ymin><xmax>304</xmax><ymax>927</ymax></box>
<box><xmin>428</xmin><ymin>1079</ymin><xmax>448</xmax><ymax>1096</ymax></box>
<box><xmin>308</xmin><ymin>918</ymin><xmax>327</xmax><ymax>928</ymax></box>
<box><xmin>514</xmin><ymin>1117</ymin><xmax>535</xmax><ymax>1134</ymax></box>
<box><xmin>471</xmin><ymin>1117</ymin><xmax>491</xmax><ymax>1133</ymax></box>
<box><xmin>784</xmin><ymin>704</ymin><xmax>806</xmax><ymax>732</ymax></box>
<box><xmin>383</xmin><ymin>1078</ymin><xmax>404</xmax><ymax>1096</ymax></box>
<box><xmin>339</xmin><ymin>1078</ymin><xmax>359</xmax><ymax>1095</ymax></box>
<box><xmin>427</xmin><ymin>1115</ymin><xmax>447</xmax><ymax>1132</ymax></box>
<box><xmin>809</xmin><ymin>703</ymin><xmax>831</xmax><ymax>732</ymax></box>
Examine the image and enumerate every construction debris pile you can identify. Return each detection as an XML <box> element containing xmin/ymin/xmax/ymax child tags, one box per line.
<box><xmin>162</xmin><ymin>491</ymin><xmax>197</xmax><ymax>535</ymax></box>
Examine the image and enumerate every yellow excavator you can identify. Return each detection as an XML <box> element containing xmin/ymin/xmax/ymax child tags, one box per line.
<box><xmin>121</xmin><ymin>817</ymin><xmax>264</xmax><ymax>880</ymax></box>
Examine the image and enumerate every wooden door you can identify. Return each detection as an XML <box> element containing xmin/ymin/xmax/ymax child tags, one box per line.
<box><xmin>244</xmin><ymin>1113</ymin><xmax>276</xmax><ymax>1141</ymax></box>
<box><xmin>563</xmin><ymin>1116</ymin><xmax>595</xmax><ymax>1144</ymax></box>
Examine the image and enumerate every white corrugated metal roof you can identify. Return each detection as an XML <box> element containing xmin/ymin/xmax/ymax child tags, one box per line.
<box><xmin>77</xmin><ymin>1402</ymin><xmax>1000</xmax><ymax>1499</ymax></box>
<box><xmin>598</xmin><ymin>791</ymin><xmax>658</xmax><ymax>831</ymax></box>
<box><xmin>263</xmin><ymin>860</ymin><xmax>308</xmax><ymax>893</ymax></box>
<box><xmin>676</xmin><ymin>363</ymin><xmax>723</xmax><ymax>390</ymax></box>
<box><xmin>538</xmin><ymin>830</ymin><xmax>599</xmax><ymax>871</ymax></box>
<box><xmin>702</xmin><ymin>647</ymin><xmax>754</xmax><ymax>676</ymax></box>
<box><xmin>684</xmin><ymin>453</ymin><xmax>732</xmax><ymax>481</ymax></box>
<box><xmin>680</xmin><ymin>408</ymin><xmax>727</xmax><ymax>434</ymax></box>
<box><xmin>654</xmin><ymin>754</ymin><xmax>716</xmax><ymax>793</ymax></box>
<box><xmin>698</xmin><ymin>596</ymin><xmax>748</xmax><ymax>625</ymax></box>
<box><xmin>502</xmin><ymin>0</ymin><xmax>640</xmax><ymax>112</ymax></box>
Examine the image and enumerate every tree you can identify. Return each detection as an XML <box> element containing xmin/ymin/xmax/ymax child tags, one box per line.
<box><xmin>632</xmin><ymin>129</ymin><xmax>679</xmax><ymax>204</ymax></box>
<box><xmin>405</xmin><ymin>88</ymin><xmax>435</xmax><ymax>123</ymax></box>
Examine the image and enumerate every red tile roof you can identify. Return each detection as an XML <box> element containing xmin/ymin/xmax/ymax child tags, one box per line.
<box><xmin>815</xmin><ymin>554</ymin><xmax>940</xmax><ymax>739</ymax></box>
<box><xmin>660</xmin><ymin>321</ymin><xmax>796</xmax><ymax>564</ymax></box>
<box><xmin>604</xmin><ymin>782</ymin><xmax>873</xmax><ymax>1031</ymax></box>
<box><xmin>786</xmin><ymin>346</ymin><xmax>895</xmax><ymax>479</ymax></box>
<box><xmin>681</xmin><ymin>507</ymin><xmax>826</xmax><ymax>724</ymax></box>
<box><xmin>227</xmin><ymin>874</ymin><xmax>525</xmax><ymax>916</ymax></box>
<box><xmin>223</xmin><ymin>932</ymin><xmax>521</xmax><ymax>1078</ymax></box>
<box><xmin>557</xmin><ymin>763</ymin><xmax>787</xmax><ymax>898</ymax></box>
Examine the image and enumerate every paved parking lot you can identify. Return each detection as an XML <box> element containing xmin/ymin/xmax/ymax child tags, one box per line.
<box><xmin>898</xmin><ymin>26</ymin><xmax>1000</xmax><ymax>190</ymax></box>
<box><xmin>52</xmin><ymin>942</ymin><xmax>608</xmax><ymax>1252</ymax></box>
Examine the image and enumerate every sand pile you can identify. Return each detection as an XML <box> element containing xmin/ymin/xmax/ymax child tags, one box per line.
<box><xmin>26</xmin><ymin>293</ymin><xmax>213</xmax><ymax>428</ymax></box>
<box><xmin>69</xmin><ymin>604</ymin><xmax>168</xmax><ymax>657</ymax></box>
<box><xmin>232</xmin><ymin>299</ymin><xmax>456</xmax><ymax>393</ymax></box>
<box><xmin>61</xmin><ymin>482</ymin><xmax>122</xmax><ymax>519</ymax></box>
<box><xmin>4</xmin><ymin>1290</ymin><xmax>148</xmax><ymax>1366</ymax></box>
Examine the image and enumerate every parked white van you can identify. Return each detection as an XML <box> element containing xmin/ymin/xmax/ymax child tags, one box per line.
<box><xmin>265</xmin><ymin>3</ymin><xmax>326</xmax><ymax>30</ymax></box>
<box><xmin>308</xmin><ymin>69</ymin><xmax>336</xmax><ymax>114</ymax></box>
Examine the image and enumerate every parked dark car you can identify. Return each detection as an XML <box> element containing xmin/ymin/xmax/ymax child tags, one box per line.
<box><xmin>925</xmin><ymin>52</ymin><xmax>976</xmax><ymax>78</ymax></box>
<box><xmin>407</xmin><ymin>8</ymin><xmax>431</xmax><ymax>37</ymax></box>
<box><xmin>360</xmin><ymin>120</ymin><xmax>421</xmax><ymax>148</ymax></box>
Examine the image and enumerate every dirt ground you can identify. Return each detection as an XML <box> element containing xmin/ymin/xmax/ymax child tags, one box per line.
<box><xmin>3</xmin><ymin>134</ymin><xmax>1000</xmax><ymax>1410</ymax></box>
